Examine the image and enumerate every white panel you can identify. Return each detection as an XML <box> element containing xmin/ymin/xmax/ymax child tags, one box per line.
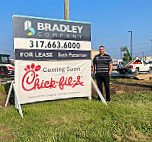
<box><xmin>14</xmin><ymin>38</ymin><xmax>91</xmax><ymax>51</ymax></box>
<box><xmin>15</xmin><ymin>60</ymin><xmax>91</xmax><ymax>104</ymax></box>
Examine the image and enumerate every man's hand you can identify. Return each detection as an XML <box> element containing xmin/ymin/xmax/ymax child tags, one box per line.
<box><xmin>109</xmin><ymin>63</ymin><xmax>113</xmax><ymax>75</ymax></box>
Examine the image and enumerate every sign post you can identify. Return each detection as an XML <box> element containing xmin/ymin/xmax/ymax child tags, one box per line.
<box><xmin>6</xmin><ymin>15</ymin><xmax>92</xmax><ymax>117</ymax></box>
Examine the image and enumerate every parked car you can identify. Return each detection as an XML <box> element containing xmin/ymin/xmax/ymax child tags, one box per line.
<box><xmin>0</xmin><ymin>65</ymin><xmax>14</xmax><ymax>76</ymax></box>
<box><xmin>147</xmin><ymin>60</ymin><xmax>152</xmax><ymax>65</ymax></box>
<box><xmin>112</xmin><ymin>59</ymin><xmax>123</xmax><ymax>70</ymax></box>
<box><xmin>117</xmin><ymin>57</ymin><xmax>152</xmax><ymax>74</ymax></box>
<box><xmin>0</xmin><ymin>54</ymin><xmax>14</xmax><ymax>76</ymax></box>
<box><xmin>128</xmin><ymin>59</ymin><xmax>152</xmax><ymax>74</ymax></box>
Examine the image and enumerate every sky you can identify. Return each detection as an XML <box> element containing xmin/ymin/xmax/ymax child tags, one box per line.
<box><xmin>0</xmin><ymin>0</ymin><xmax>152</xmax><ymax>59</ymax></box>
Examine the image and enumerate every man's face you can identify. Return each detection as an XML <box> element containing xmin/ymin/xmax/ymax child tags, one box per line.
<box><xmin>99</xmin><ymin>47</ymin><xmax>105</xmax><ymax>54</ymax></box>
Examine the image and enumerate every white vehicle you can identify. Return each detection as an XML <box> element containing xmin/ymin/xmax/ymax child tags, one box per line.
<box><xmin>128</xmin><ymin>58</ymin><xmax>152</xmax><ymax>74</ymax></box>
<box><xmin>0</xmin><ymin>54</ymin><xmax>14</xmax><ymax>76</ymax></box>
<box><xmin>147</xmin><ymin>60</ymin><xmax>152</xmax><ymax>65</ymax></box>
<box><xmin>112</xmin><ymin>59</ymin><xmax>123</xmax><ymax>70</ymax></box>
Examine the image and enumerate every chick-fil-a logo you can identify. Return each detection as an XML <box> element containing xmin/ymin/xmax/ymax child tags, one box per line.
<box><xmin>21</xmin><ymin>63</ymin><xmax>84</xmax><ymax>91</ymax></box>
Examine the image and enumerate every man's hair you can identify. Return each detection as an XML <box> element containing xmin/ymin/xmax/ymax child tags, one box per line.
<box><xmin>99</xmin><ymin>46</ymin><xmax>105</xmax><ymax>49</ymax></box>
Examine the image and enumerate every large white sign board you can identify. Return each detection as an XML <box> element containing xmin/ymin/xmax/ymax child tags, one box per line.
<box><xmin>13</xmin><ymin>15</ymin><xmax>91</xmax><ymax>104</ymax></box>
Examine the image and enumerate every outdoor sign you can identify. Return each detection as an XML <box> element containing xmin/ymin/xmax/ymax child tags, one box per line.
<box><xmin>13</xmin><ymin>15</ymin><xmax>91</xmax><ymax>104</ymax></box>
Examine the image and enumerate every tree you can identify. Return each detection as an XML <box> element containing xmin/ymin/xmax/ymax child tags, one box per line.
<box><xmin>123</xmin><ymin>53</ymin><xmax>131</xmax><ymax>62</ymax></box>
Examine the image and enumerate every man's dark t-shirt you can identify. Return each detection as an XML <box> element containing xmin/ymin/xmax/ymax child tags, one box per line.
<box><xmin>93</xmin><ymin>54</ymin><xmax>113</xmax><ymax>74</ymax></box>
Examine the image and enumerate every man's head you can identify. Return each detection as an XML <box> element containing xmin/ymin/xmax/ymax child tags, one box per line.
<box><xmin>99</xmin><ymin>46</ymin><xmax>105</xmax><ymax>55</ymax></box>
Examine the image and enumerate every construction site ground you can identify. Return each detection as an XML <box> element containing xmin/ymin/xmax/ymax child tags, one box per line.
<box><xmin>92</xmin><ymin>77</ymin><xmax>152</xmax><ymax>98</ymax></box>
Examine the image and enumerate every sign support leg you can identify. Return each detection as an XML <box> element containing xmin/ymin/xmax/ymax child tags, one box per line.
<box><xmin>5</xmin><ymin>81</ymin><xmax>23</xmax><ymax>118</ymax></box>
<box><xmin>91</xmin><ymin>78</ymin><xmax>107</xmax><ymax>105</ymax></box>
<box><xmin>13</xmin><ymin>83</ymin><xmax>23</xmax><ymax>118</ymax></box>
<box><xmin>88</xmin><ymin>93</ymin><xmax>92</xmax><ymax>101</ymax></box>
<box><xmin>5</xmin><ymin>81</ymin><xmax>14</xmax><ymax>107</ymax></box>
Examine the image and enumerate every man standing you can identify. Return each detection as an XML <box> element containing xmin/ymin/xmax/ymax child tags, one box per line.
<box><xmin>93</xmin><ymin>46</ymin><xmax>113</xmax><ymax>101</ymax></box>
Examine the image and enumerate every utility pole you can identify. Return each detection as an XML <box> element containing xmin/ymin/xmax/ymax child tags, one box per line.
<box><xmin>142</xmin><ymin>52</ymin><xmax>144</xmax><ymax>60</ymax></box>
<box><xmin>64</xmin><ymin>0</ymin><xmax>69</xmax><ymax>20</ymax></box>
<box><xmin>150</xmin><ymin>39</ymin><xmax>152</xmax><ymax>59</ymax></box>
<box><xmin>128</xmin><ymin>30</ymin><xmax>133</xmax><ymax>56</ymax></box>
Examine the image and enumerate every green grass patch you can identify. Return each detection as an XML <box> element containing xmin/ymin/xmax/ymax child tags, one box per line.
<box><xmin>0</xmin><ymin>85</ymin><xmax>6</xmax><ymax>101</ymax></box>
<box><xmin>110</xmin><ymin>78</ymin><xmax>136</xmax><ymax>83</ymax></box>
<box><xmin>0</xmin><ymin>91</ymin><xmax>152</xmax><ymax>141</ymax></box>
<box><xmin>0</xmin><ymin>85</ymin><xmax>5</xmax><ymax>93</ymax></box>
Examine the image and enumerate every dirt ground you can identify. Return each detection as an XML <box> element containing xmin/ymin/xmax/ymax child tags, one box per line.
<box><xmin>110</xmin><ymin>82</ymin><xmax>152</xmax><ymax>95</ymax></box>
<box><xmin>92</xmin><ymin>77</ymin><xmax>152</xmax><ymax>97</ymax></box>
<box><xmin>0</xmin><ymin>126</ymin><xmax>13</xmax><ymax>141</ymax></box>
<box><xmin>0</xmin><ymin>78</ymin><xmax>152</xmax><ymax>106</ymax></box>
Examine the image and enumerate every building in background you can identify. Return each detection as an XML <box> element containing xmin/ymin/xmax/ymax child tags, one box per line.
<box><xmin>91</xmin><ymin>49</ymin><xmax>98</xmax><ymax>61</ymax></box>
<box><xmin>142</xmin><ymin>56</ymin><xmax>152</xmax><ymax>62</ymax></box>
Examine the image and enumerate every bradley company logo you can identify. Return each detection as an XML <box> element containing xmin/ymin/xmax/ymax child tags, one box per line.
<box><xmin>24</xmin><ymin>20</ymin><xmax>35</xmax><ymax>36</ymax></box>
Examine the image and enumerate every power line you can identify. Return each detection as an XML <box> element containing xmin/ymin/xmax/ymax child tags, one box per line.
<box><xmin>133</xmin><ymin>43</ymin><xmax>149</xmax><ymax>46</ymax></box>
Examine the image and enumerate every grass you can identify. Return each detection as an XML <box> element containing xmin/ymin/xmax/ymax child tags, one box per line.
<box><xmin>110</xmin><ymin>78</ymin><xmax>140</xmax><ymax>83</ymax></box>
<box><xmin>110</xmin><ymin>77</ymin><xmax>152</xmax><ymax>84</ymax></box>
<box><xmin>0</xmin><ymin>89</ymin><xmax>152</xmax><ymax>141</ymax></box>
<box><xmin>0</xmin><ymin>85</ymin><xmax>5</xmax><ymax>93</ymax></box>
<box><xmin>0</xmin><ymin>85</ymin><xmax>6</xmax><ymax>101</ymax></box>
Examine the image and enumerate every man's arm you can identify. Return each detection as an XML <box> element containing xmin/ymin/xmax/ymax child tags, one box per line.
<box><xmin>109</xmin><ymin>63</ymin><xmax>113</xmax><ymax>75</ymax></box>
<box><xmin>92</xmin><ymin>56</ymin><xmax>96</xmax><ymax>76</ymax></box>
<box><xmin>93</xmin><ymin>64</ymin><xmax>96</xmax><ymax>76</ymax></box>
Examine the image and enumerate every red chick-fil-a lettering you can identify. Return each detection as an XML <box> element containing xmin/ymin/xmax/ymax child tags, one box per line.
<box><xmin>22</xmin><ymin>69</ymin><xmax>84</xmax><ymax>92</ymax></box>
